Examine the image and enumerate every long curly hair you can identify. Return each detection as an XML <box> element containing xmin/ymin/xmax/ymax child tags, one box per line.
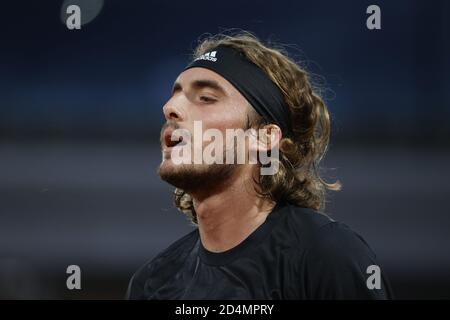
<box><xmin>174</xmin><ymin>31</ymin><xmax>341</xmax><ymax>224</ymax></box>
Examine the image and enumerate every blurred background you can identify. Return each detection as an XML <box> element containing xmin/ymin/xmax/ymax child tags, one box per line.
<box><xmin>0</xmin><ymin>0</ymin><xmax>449</xmax><ymax>299</ymax></box>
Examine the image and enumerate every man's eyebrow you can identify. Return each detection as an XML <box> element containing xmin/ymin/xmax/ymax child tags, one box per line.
<box><xmin>191</xmin><ymin>79</ymin><xmax>226</xmax><ymax>95</ymax></box>
<box><xmin>171</xmin><ymin>82</ymin><xmax>182</xmax><ymax>94</ymax></box>
<box><xmin>171</xmin><ymin>79</ymin><xmax>227</xmax><ymax>95</ymax></box>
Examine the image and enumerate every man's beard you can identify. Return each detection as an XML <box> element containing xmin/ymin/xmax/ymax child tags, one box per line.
<box><xmin>158</xmin><ymin>161</ymin><xmax>238</xmax><ymax>193</ymax></box>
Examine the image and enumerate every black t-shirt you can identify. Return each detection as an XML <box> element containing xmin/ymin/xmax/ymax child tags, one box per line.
<box><xmin>126</xmin><ymin>202</ymin><xmax>393</xmax><ymax>300</ymax></box>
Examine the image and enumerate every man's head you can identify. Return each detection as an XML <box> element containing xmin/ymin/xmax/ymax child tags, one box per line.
<box><xmin>158</xmin><ymin>31</ymin><xmax>341</xmax><ymax>223</ymax></box>
<box><xmin>158</xmin><ymin>66</ymin><xmax>255</xmax><ymax>192</ymax></box>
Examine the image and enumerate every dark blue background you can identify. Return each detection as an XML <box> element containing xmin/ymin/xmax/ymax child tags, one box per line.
<box><xmin>0</xmin><ymin>0</ymin><xmax>449</xmax><ymax>299</ymax></box>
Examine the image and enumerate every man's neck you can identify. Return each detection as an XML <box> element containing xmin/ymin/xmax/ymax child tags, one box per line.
<box><xmin>191</xmin><ymin>167</ymin><xmax>275</xmax><ymax>253</ymax></box>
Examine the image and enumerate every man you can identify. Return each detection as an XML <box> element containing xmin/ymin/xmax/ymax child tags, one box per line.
<box><xmin>126</xmin><ymin>32</ymin><xmax>393</xmax><ymax>299</ymax></box>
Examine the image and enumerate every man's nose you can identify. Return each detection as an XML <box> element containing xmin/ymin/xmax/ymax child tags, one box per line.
<box><xmin>163</xmin><ymin>98</ymin><xmax>184</xmax><ymax>121</ymax></box>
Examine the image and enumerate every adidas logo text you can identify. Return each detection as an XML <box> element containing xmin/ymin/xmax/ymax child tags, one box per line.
<box><xmin>195</xmin><ymin>51</ymin><xmax>217</xmax><ymax>62</ymax></box>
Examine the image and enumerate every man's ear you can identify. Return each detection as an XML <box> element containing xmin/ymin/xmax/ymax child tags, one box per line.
<box><xmin>249</xmin><ymin>124</ymin><xmax>282</xmax><ymax>153</ymax></box>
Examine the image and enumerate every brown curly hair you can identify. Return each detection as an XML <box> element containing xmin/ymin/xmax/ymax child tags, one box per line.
<box><xmin>174</xmin><ymin>31</ymin><xmax>341</xmax><ymax>224</ymax></box>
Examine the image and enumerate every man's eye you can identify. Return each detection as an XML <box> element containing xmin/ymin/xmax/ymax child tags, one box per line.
<box><xmin>199</xmin><ymin>96</ymin><xmax>216</xmax><ymax>103</ymax></box>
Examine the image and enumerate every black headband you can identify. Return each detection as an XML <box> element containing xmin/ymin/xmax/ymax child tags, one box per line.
<box><xmin>184</xmin><ymin>45</ymin><xmax>292</xmax><ymax>136</ymax></box>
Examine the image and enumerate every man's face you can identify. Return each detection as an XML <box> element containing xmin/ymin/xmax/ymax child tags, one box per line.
<box><xmin>158</xmin><ymin>67</ymin><xmax>251</xmax><ymax>192</ymax></box>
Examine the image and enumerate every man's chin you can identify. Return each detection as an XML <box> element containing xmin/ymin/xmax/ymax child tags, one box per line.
<box><xmin>157</xmin><ymin>159</ymin><xmax>236</xmax><ymax>192</ymax></box>
<box><xmin>158</xmin><ymin>160</ymin><xmax>195</xmax><ymax>191</ymax></box>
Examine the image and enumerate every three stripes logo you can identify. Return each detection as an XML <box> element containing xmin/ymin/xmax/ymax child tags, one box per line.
<box><xmin>195</xmin><ymin>51</ymin><xmax>217</xmax><ymax>62</ymax></box>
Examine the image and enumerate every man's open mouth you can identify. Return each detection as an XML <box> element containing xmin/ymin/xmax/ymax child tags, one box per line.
<box><xmin>164</xmin><ymin>128</ymin><xmax>185</xmax><ymax>148</ymax></box>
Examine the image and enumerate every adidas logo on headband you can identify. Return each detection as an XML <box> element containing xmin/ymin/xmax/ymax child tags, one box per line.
<box><xmin>195</xmin><ymin>51</ymin><xmax>217</xmax><ymax>62</ymax></box>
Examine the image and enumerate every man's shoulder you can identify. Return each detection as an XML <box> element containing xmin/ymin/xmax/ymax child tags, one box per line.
<box><xmin>125</xmin><ymin>228</ymin><xmax>199</xmax><ymax>299</ymax></box>
<box><xmin>275</xmin><ymin>203</ymin><xmax>336</xmax><ymax>247</ymax></box>
<box><xmin>154</xmin><ymin>228</ymin><xmax>199</xmax><ymax>261</ymax></box>
<box><xmin>278</xmin><ymin>204</ymin><xmax>392</xmax><ymax>299</ymax></box>
<box><xmin>276</xmin><ymin>203</ymin><xmax>372</xmax><ymax>256</ymax></box>
<box><xmin>142</xmin><ymin>228</ymin><xmax>198</xmax><ymax>271</ymax></box>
